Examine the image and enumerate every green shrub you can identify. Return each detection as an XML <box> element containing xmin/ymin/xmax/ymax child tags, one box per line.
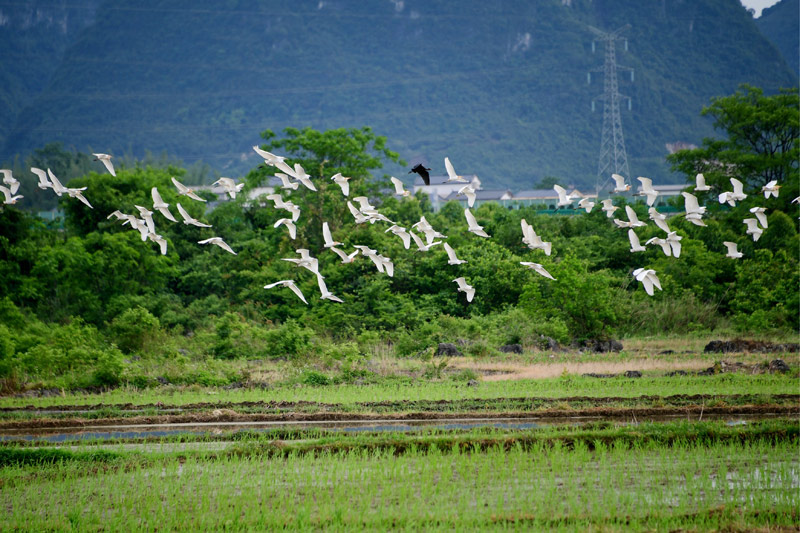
<box><xmin>90</xmin><ymin>348</ymin><xmax>125</xmax><ymax>387</ymax></box>
<box><xmin>109</xmin><ymin>306</ymin><xmax>162</xmax><ymax>354</ymax></box>
<box><xmin>300</xmin><ymin>370</ymin><xmax>330</xmax><ymax>386</ymax></box>
<box><xmin>519</xmin><ymin>255</ymin><xmax>619</xmax><ymax>341</ymax></box>
<box><xmin>263</xmin><ymin>319</ymin><xmax>314</xmax><ymax>359</ymax></box>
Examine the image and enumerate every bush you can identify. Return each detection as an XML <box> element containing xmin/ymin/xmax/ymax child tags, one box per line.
<box><xmin>109</xmin><ymin>306</ymin><xmax>162</xmax><ymax>354</ymax></box>
<box><xmin>300</xmin><ymin>370</ymin><xmax>330</xmax><ymax>386</ymax></box>
<box><xmin>263</xmin><ymin>319</ymin><xmax>314</xmax><ymax>359</ymax></box>
<box><xmin>90</xmin><ymin>348</ymin><xmax>125</xmax><ymax>388</ymax></box>
<box><xmin>519</xmin><ymin>255</ymin><xmax>619</xmax><ymax>341</ymax></box>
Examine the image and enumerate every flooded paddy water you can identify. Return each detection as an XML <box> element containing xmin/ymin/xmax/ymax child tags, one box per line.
<box><xmin>1</xmin><ymin>411</ymin><xmax>794</xmax><ymax>450</ymax></box>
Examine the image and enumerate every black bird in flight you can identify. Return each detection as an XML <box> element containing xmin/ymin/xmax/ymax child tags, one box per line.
<box><xmin>409</xmin><ymin>164</ymin><xmax>432</xmax><ymax>186</ymax></box>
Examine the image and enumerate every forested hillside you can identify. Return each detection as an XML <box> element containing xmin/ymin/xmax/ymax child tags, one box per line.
<box><xmin>756</xmin><ymin>0</ymin><xmax>799</xmax><ymax>77</ymax></box>
<box><xmin>0</xmin><ymin>1</ymin><xmax>99</xmax><ymax>150</ymax></box>
<box><xmin>1</xmin><ymin>0</ymin><xmax>796</xmax><ymax>190</ymax></box>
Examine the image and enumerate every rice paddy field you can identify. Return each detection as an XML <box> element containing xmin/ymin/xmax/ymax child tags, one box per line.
<box><xmin>1</xmin><ymin>342</ymin><xmax>798</xmax><ymax>531</ymax></box>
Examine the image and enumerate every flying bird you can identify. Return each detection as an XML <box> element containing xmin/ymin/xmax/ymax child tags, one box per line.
<box><xmin>385</xmin><ymin>225</ymin><xmax>412</xmax><ymax>249</ymax></box>
<box><xmin>743</xmin><ymin>218</ymin><xmax>763</xmax><ymax>241</ymax></box>
<box><xmin>577</xmin><ymin>197</ymin><xmax>595</xmax><ymax>213</ymax></box>
<box><xmin>611</xmin><ymin>173</ymin><xmax>630</xmax><ymax>193</ymax></box>
<box><xmin>628</xmin><ymin>229</ymin><xmax>646</xmax><ymax>253</ymax></box>
<box><xmin>274</xmin><ymin>218</ymin><xmax>297</xmax><ymax>240</ymax></box>
<box><xmin>316</xmin><ymin>275</ymin><xmax>344</xmax><ymax>303</ymax></box>
<box><xmin>553</xmin><ymin>185</ymin><xmax>578</xmax><ymax>208</ymax></box>
<box><xmin>134</xmin><ymin>205</ymin><xmax>156</xmax><ymax>235</ymax></box>
<box><xmin>47</xmin><ymin>169</ymin><xmax>68</xmax><ymax>196</ymax></box>
<box><xmin>761</xmin><ymin>180</ymin><xmax>780</xmax><ymax>199</ymax></box>
<box><xmin>694</xmin><ymin>173</ymin><xmax>711</xmax><ymax>192</ymax></box>
<box><xmin>347</xmin><ymin>201</ymin><xmax>369</xmax><ymax>224</ymax></box>
<box><xmin>600</xmin><ymin>198</ymin><xmax>618</xmax><ymax>218</ymax></box>
<box><xmin>648</xmin><ymin>207</ymin><xmax>671</xmax><ymax>233</ymax></box>
<box><xmin>458</xmin><ymin>184</ymin><xmax>476</xmax><ymax>207</ymax></box>
<box><xmin>520</xmin><ymin>219</ymin><xmax>552</xmax><ymax>255</ymax></box>
<box><xmin>0</xmin><ymin>170</ymin><xmax>20</xmax><ymax>195</ymax></box>
<box><xmin>464</xmin><ymin>208</ymin><xmax>490</xmax><ymax>238</ymax></box>
<box><xmin>681</xmin><ymin>192</ymin><xmax>708</xmax><ymax>227</ymax></box>
<box><xmin>410</xmin><ymin>230</ymin><xmax>441</xmax><ymax>252</ymax></box>
<box><xmin>93</xmin><ymin>153</ymin><xmax>116</xmax><ymax>176</ymax></box>
<box><xmin>322</xmin><ymin>222</ymin><xmax>342</xmax><ymax>248</ymax></box>
<box><xmin>443</xmin><ymin>242</ymin><xmax>466</xmax><ymax>265</ymax></box>
<box><xmin>665</xmin><ymin>231</ymin><xmax>682</xmax><ymax>258</ymax></box>
<box><xmin>376</xmin><ymin>254</ymin><xmax>394</xmax><ymax>277</ymax></box>
<box><xmin>274</xmin><ymin>173</ymin><xmax>299</xmax><ymax>191</ymax></box>
<box><xmin>636</xmin><ymin>177</ymin><xmax>659</xmax><ymax>206</ymax></box>
<box><xmin>749</xmin><ymin>207</ymin><xmax>768</xmax><ymax>228</ymax></box>
<box><xmin>632</xmin><ymin>268</ymin><xmax>662</xmax><ymax>296</ymax></box>
<box><xmin>0</xmin><ymin>185</ymin><xmax>23</xmax><ymax>204</ymax></box>
<box><xmin>645</xmin><ymin>236</ymin><xmax>672</xmax><ymax>256</ymax></box>
<box><xmin>66</xmin><ymin>187</ymin><xmax>93</xmax><ymax>209</ymax></box>
<box><xmin>330</xmin><ymin>173</ymin><xmax>350</xmax><ymax>196</ymax></box>
<box><xmin>412</xmin><ymin>216</ymin><xmax>447</xmax><ymax>244</ymax></box>
<box><xmin>177</xmin><ymin>203</ymin><xmax>212</xmax><ymax>228</ymax></box>
<box><xmin>613</xmin><ymin>205</ymin><xmax>646</xmax><ymax>228</ymax></box>
<box><xmin>171</xmin><ymin>177</ymin><xmax>207</xmax><ymax>202</ymax></box>
<box><xmin>147</xmin><ymin>232</ymin><xmax>168</xmax><ymax>255</ymax></box>
<box><xmin>329</xmin><ymin>246</ymin><xmax>359</xmax><ymax>264</ymax></box>
<box><xmin>198</xmin><ymin>237</ymin><xmax>237</xmax><ymax>255</ymax></box>
<box><xmin>151</xmin><ymin>187</ymin><xmax>178</xmax><ymax>222</ymax></box>
<box><xmin>31</xmin><ymin>168</ymin><xmax>52</xmax><ymax>190</ymax></box>
<box><xmin>389</xmin><ymin>176</ymin><xmax>410</xmax><ymax>197</ymax></box>
<box><xmin>252</xmin><ymin>146</ymin><xmax>286</xmax><ymax>166</ymax></box>
<box><xmin>453</xmin><ymin>277</ymin><xmax>475</xmax><ymax>302</ymax></box>
<box><xmin>409</xmin><ymin>164</ymin><xmax>431</xmax><ymax>186</ymax></box>
<box><xmin>718</xmin><ymin>178</ymin><xmax>747</xmax><ymax>206</ymax></box>
<box><xmin>282</xmin><ymin>249</ymin><xmax>320</xmax><ymax>275</ymax></box>
<box><xmin>520</xmin><ymin>262</ymin><xmax>556</xmax><ymax>280</ymax></box>
<box><xmin>279</xmin><ymin>200</ymin><xmax>301</xmax><ymax>222</ymax></box>
<box><xmin>264</xmin><ymin>280</ymin><xmax>308</xmax><ymax>305</ymax></box>
<box><xmin>444</xmin><ymin>157</ymin><xmax>467</xmax><ymax>183</ymax></box>
<box><xmin>723</xmin><ymin>241</ymin><xmax>743</xmax><ymax>259</ymax></box>
<box><xmin>212</xmin><ymin>177</ymin><xmax>244</xmax><ymax>199</ymax></box>
<box><xmin>291</xmin><ymin>163</ymin><xmax>317</xmax><ymax>192</ymax></box>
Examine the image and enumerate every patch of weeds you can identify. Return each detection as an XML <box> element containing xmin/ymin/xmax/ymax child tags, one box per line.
<box><xmin>465</xmin><ymin>340</ymin><xmax>499</xmax><ymax>357</ymax></box>
<box><xmin>333</xmin><ymin>366</ymin><xmax>373</xmax><ymax>385</ymax></box>
<box><xmin>708</xmin><ymin>398</ymin><xmax>728</xmax><ymax>408</ymax></box>
<box><xmin>423</xmin><ymin>359</ymin><xmax>449</xmax><ymax>380</ymax></box>
<box><xmin>451</xmin><ymin>369</ymin><xmax>478</xmax><ymax>382</ymax></box>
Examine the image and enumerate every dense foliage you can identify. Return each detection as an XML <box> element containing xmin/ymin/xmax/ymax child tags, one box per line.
<box><xmin>0</xmin><ymin>94</ymin><xmax>798</xmax><ymax>392</ymax></box>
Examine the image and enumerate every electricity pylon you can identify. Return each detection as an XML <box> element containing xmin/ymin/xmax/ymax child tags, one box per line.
<box><xmin>587</xmin><ymin>24</ymin><xmax>633</xmax><ymax>195</ymax></box>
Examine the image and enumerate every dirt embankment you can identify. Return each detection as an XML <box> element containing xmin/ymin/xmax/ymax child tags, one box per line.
<box><xmin>2</xmin><ymin>396</ymin><xmax>797</xmax><ymax>430</ymax></box>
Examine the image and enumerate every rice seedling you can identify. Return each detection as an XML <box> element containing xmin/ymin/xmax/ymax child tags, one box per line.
<box><xmin>1</xmin><ymin>435</ymin><xmax>796</xmax><ymax>530</ymax></box>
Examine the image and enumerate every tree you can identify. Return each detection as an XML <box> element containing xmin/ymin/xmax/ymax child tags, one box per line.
<box><xmin>245</xmin><ymin>126</ymin><xmax>405</xmax><ymax>251</ymax></box>
<box><xmin>668</xmin><ymin>85</ymin><xmax>799</xmax><ymax>200</ymax></box>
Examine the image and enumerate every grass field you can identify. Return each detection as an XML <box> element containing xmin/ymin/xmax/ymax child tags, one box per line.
<box><xmin>1</xmin><ymin>337</ymin><xmax>798</xmax><ymax>531</ymax></box>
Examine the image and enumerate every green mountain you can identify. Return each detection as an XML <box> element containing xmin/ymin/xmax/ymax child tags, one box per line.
<box><xmin>0</xmin><ymin>1</ymin><xmax>98</xmax><ymax>151</ymax></box>
<box><xmin>756</xmin><ymin>0</ymin><xmax>799</xmax><ymax>77</ymax></box>
<box><xmin>1</xmin><ymin>0</ymin><xmax>796</xmax><ymax>190</ymax></box>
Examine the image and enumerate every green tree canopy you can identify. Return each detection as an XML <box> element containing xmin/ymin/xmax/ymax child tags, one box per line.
<box><xmin>668</xmin><ymin>85</ymin><xmax>799</xmax><ymax>202</ymax></box>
